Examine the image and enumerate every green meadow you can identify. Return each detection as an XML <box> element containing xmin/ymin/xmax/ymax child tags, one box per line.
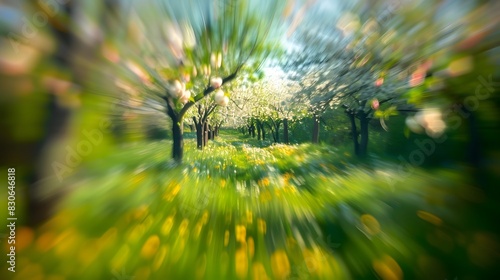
<box><xmin>10</xmin><ymin>130</ymin><xmax>496</xmax><ymax>280</ymax></box>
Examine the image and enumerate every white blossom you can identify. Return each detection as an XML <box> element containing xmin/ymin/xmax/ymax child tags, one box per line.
<box><xmin>168</xmin><ymin>80</ymin><xmax>185</xmax><ymax>98</ymax></box>
<box><xmin>214</xmin><ymin>89</ymin><xmax>225</xmax><ymax>103</ymax></box>
<box><xmin>210</xmin><ymin>77</ymin><xmax>223</xmax><ymax>88</ymax></box>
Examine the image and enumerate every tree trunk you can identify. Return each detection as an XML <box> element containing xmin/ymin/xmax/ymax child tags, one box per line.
<box><xmin>268</xmin><ymin>123</ymin><xmax>277</xmax><ymax>142</ymax></box>
<box><xmin>261</xmin><ymin>124</ymin><xmax>266</xmax><ymax>140</ymax></box>
<box><xmin>348</xmin><ymin>113</ymin><xmax>359</xmax><ymax>156</ymax></box>
<box><xmin>27</xmin><ymin>0</ymin><xmax>91</xmax><ymax>226</ymax></box>
<box><xmin>257</xmin><ymin>121</ymin><xmax>262</xmax><ymax>140</ymax></box>
<box><xmin>251</xmin><ymin>124</ymin><xmax>256</xmax><ymax>138</ymax></box>
<box><xmin>203</xmin><ymin>122</ymin><xmax>209</xmax><ymax>147</ymax></box>
<box><xmin>312</xmin><ymin>115</ymin><xmax>320</xmax><ymax>144</ymax></box>
<box><xmin>215</xmin><ymin>125</ymin><xmax>220</xmax><ymax>137</ymax></box>
<box><xmin>275</xmin><ymin>121</ymin><xmax>281</xmax><ymax>143</ymax></box>
<box><xmin>172</xmin><ymin>119</ymin><xmax>184</xmax><ymax>162</ymax></box>
<box><xmin>283</xmin><ymin>118</ymin><xmax>289</xmax><ymax>144</ymax></box>
<box><xmin>195</xmin><ymin>120</ymin><xmax>203</xmax><ymax>150</ymax></box>
<box><xmin>359</xmin><ymin>116</ymin><xmax>369</xmax><ymax>158</ymax></box>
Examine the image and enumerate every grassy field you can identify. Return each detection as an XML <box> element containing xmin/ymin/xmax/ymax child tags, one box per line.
<box><xmin>7</xmin><ymin>130</ymin><xmax>497</xmax><ymax>280</ymax></box>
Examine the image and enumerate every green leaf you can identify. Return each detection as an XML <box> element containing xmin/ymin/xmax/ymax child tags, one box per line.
<box><xmin>384</xmin><ymin>106</ymin><xmax>399</xmax><ymax>118</ymax></box>
<box><xmin>406</xmin><ymin>88</ymin><xmax>423</xmax><ymax>104</ymax></box>
<box><xmin>374</xmin><ymin>110</ymin><xmax>384</xmax><ymax>118</ymax></box>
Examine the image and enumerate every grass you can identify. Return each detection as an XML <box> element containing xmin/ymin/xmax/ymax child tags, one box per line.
<box><xmin>7</xmin><ymin>130</ymin><xmax>497</xmax><ymax>280</ymax></box>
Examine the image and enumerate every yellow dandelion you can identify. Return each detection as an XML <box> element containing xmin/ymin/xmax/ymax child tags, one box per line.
<box><xmin>236</xmin><ymin>225</ymin><xmax>246</xmax><ymax>243</ymax></box>
<box><xmin>16</xmin><ymin>227</ymin><xmax>34</xmax><ymax>252</ymax></box>
<box><xmin>140</xmin><ymin>235</ymin><xmax>161</xmax><ymax>259</ymax></box>
<box><xmin>257</xmin><ymin>219</ymin><xmax>266</xmax><ymax>235</ymax></box>
<box><xmin>235</xmin><ymin>248</ymin><xmax>249</xmax><ymax>279</ymax></box>
<box><xmin>361</xmin><ymin>214</ymin><xmax>381</xmax><ymax>235</ymax></box>
<box><xmin>373</xmin><ymin>255</ymin><xmax>403</xmax><ymax>280</ymax></box>
<box><xmin>248</xmin><ymin>237</ymin><xmax>255</xmax><ymax>258</ymax></box>
<box><xmin>54</xmin><ymin>229</ymin><xmax>82</xmax><ymax>257</ymax></box>
<box><xmin>163</xmin><ymin>183</ymin><xmax>181</xmax><ymax>201</ymax></box>
<box><xmin>35</xmin><ymin>232</ymin><xmax>56</xmax><ymax>252</ymax></box>
<box><xmin>161</xmin><ymin>216</ymin><xmax>174</xmax><ymax>236</ymax></box>
<box><xmin>303</xmin><ymin>248</ymin><xmax>319</xmax><ymax>274</ymax></box>
<box><xmin>271</xmin><ymin>250</ymin><xmax>291</xmax><ymax>279</ymax></box>
<box><xmin>417</xmin><ymin>210</ymin><xmax>442</xmax><ymax>226</ymax></box>
<box><xmin>153</xmin><ymin>245</ymin><xmax>168</xmax><ymax>271</ymax></box>
<box><xmin>258</xmin><ymin>178</ymin><xmax>270</xmax><ymax>187</ymax></box>
<box><xmin>179</xmin><ymin>219</ymin><xmax>189</xmax><ymax>237</ymax></box>
<box><xmin>201</xmin><ymin>211</ymin><xmax>210</xmax><ymax>225</ymax></box>
<box><xmin>252</xmin><ymin>262</ymin><xmax>269</xmax><ymax>280</ymax></box>
<box><xmin>246</xmin><ymin>211</ymin><xmax>253</xmax><ymax>224</ymax></box>
<box><xmin>193</xmin><ymin>222</ymin><xmax>203</xmax><ymax>239</ymax></box>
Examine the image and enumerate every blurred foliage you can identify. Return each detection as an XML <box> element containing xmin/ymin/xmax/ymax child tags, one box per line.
<box><xmin>1</xmin><ymin>0</ymin><xmax>499</xmax><ymax>279</ymax></box>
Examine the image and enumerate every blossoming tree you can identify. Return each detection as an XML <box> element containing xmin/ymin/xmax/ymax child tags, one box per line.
<box><xmin>282</xmin><ymin>0</ymin><xmax>467</xmax><ymax>157</ymax></box>
<box><xmin>110</xmin><ymin>0</ymin><xmax>288</xmax><ymax>162</ymax></box>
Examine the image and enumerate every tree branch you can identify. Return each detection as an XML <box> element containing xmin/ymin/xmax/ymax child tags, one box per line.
<box><xmin>162</xmin><ymin>96</ymin><xmax>178</xmax><ymax>121</ymax></box>
<box><xmin>379</xmin><ymin>97</ymin><xmax>394</xmax><ymax>105</ymax></box>
<box><xmin>178</xmin><ymin>65</ymin><xmax>242</xmax><ymax>118</ymax></box>
<box><xmin>203</xmin><ymin>104</ymin><xmax>217</xmax><ymax>122</ymax></box>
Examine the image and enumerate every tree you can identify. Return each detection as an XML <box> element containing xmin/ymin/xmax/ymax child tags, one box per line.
<box><xmin>188</xmin><ymin>99</ymin><xmax>218</xmax><ymax>149</ymax></box>
<box><xmin>228</xmin><ymin>74</ymin><xmax>307</xmax><ymax>143</ymax></box>
<box><xmin>282</xmin><ymin>0</ymin><xmax>439</xmax><ymax>156</ymax></box>
<box><xmin>110</xmin><ymin>0</ymin><xmax>287</xmax><ymax>162</ymax></box>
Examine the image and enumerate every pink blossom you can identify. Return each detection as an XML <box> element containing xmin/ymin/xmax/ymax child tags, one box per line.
<box><xmin>180</xmin><ymin>90</ymin><xmax>191</xmax><ymax>104</ymax></box>
<box><xmin>409</xmin><ymin>70</ymin><xmax>425</xmax><ymax>87</ymax></box>
<box><xmin>210</xmin><ymin>77</ymin><xmax>223</xmax><ymax>88</ymax></box>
